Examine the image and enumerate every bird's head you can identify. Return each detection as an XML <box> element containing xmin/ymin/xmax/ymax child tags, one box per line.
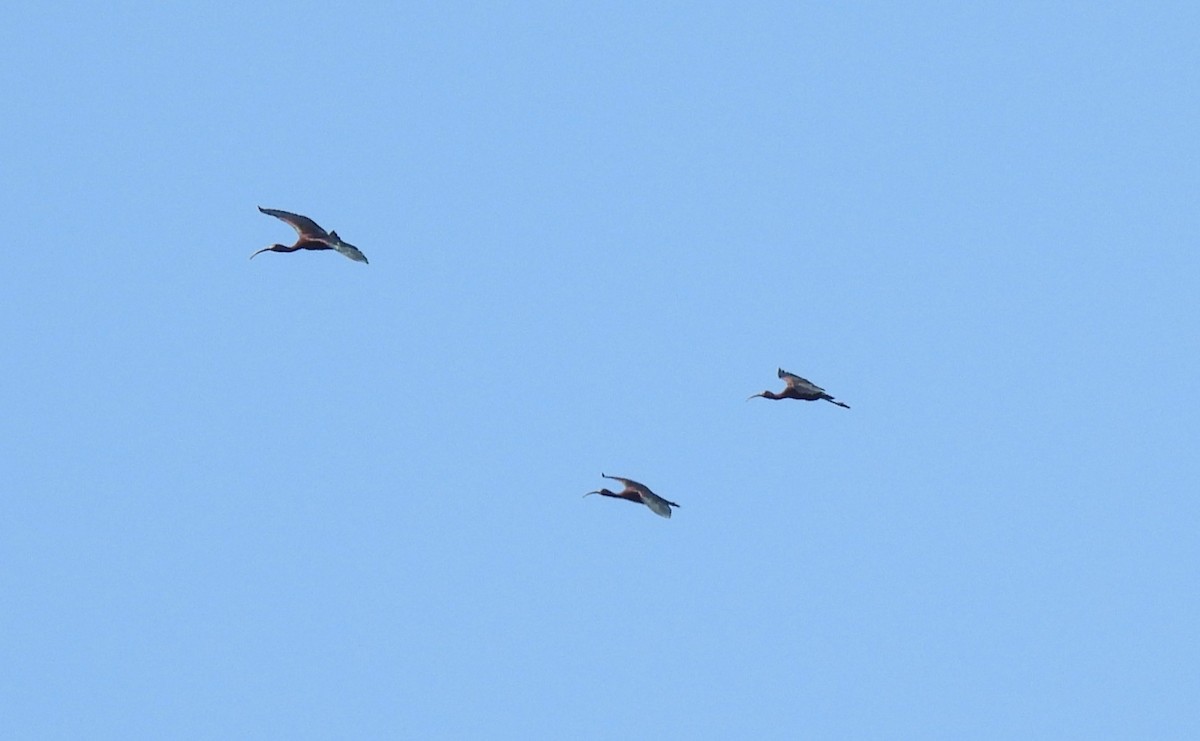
<box><xmin>583</xmin><ymin>489</ymin><xmax>612</xmax><ymax>498</ymax></box>
<box><xmin>746</xmin><ymin>391</ymin><xmax>768</xmax><ymax>401</ymax></box>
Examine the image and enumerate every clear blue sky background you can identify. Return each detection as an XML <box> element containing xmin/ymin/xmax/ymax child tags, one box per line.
<box><xmin>2</xmin><ymin>2</ymin><xmax>1197</xmax><ymax>738</ymax></box>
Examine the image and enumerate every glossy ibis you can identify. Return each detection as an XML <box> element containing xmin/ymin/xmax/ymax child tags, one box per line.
<box><xmin>252</xmin><ymin>207</ymin><xmax>369</xmax><ymax>263</ymax></box>
<box><xmin>585</xmin><ymin>474</ymin><xmax>680</xmax><ymax>519</ymax></box>
<box><xmin>749</xmin><ymin>368</ymin><xmax>850</xmax><ymax>408</ymax></box>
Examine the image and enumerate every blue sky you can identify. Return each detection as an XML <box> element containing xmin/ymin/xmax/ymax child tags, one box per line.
<box><xmin>2</xmin><ymin>2</ymin><xmax>1198</xmax><ymax>738</ymax></box>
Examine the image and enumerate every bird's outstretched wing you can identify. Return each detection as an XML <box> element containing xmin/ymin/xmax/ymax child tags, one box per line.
<box><xmin>258</xmin><ymin>207</ymin><xmax>328</xmax><ymax>238</ymax></box>
<box><xmin>641</xmin><ymin>494</ymin><xmax>674</xmax><ymax>518</ymax></box>
<box><xmin>329</xmin><ymin>239</ymin><xmax>369</xmax><ymax>264</ymax></box>
<box><xmin>601</xmin><ymin>473</ymin><xmax>652</xmax><ymax>497</ymax></box>
<box><xmin>778</xmin><ymin>368</ymin><xmax>825</xmax><ymax>394</ymax></box>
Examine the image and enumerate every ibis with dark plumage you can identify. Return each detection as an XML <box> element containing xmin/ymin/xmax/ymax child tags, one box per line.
<box><xmin>584</xmin><ymin>474</ymin><xmax>680</xmax><ymax>519</ymax></box>
<box><xmin>749</xmin><ymin>368</ymin><xmax>850</xmax><ymax>408</ymax></box>
<box><xmin>252</xmin><ymin>207</ymin><xmax>369</xmax><ymax>263</ymax></box>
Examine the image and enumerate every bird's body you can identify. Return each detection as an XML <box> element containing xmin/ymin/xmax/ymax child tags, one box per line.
<box><xmin>252</xmin><ymin>207</ymin><xmax>369</xmax><ymax>263</ymax></box>
<box><xmin>749</xmin><ymin>368</ymin><xmax>850</xmax><ymax>408</ymax></box>
<box><xmin>584</xmin><ymin>473</ymin><xmax>680</xmax><ymax>519</ymax></box>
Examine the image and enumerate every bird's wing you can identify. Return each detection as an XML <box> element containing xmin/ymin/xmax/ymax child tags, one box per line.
<box><xmin>779</xmin><ymin>369</ymin><xmax>825</xmax><ymax>394</ymax></box>
<box><xmin>602</xmin><ymin>474</ymin><xmax>652</xmax><ymax>497</ymax></box>
<box><xmin>329</xmin><ymin>240</ymin><xmax>369</xmax><ymax>264</ymax></box>
<box><xmin>642</xmin><ymin>494</ymin><xmax>674</xmax><ymax>519</ymax></box>
<box><xmin>258</xmin><ymin>207</ymin><xmax>327</xmax><ymax>238</ymax></box>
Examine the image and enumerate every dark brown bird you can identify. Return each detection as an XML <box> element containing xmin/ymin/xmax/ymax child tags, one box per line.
<box><xmin>251</xmin><ymin>207</ymin><xmax>369</xmax><ymax>263</ymax></box>
<box><xmin>584</xmin><ymin>474</ymin><xmax>680</xmax><ymax>519</ymax></box>
<box><xmin>748</xmin><ymin>368</ymin><xmax>851</xmax><ymax>408</ymax></box>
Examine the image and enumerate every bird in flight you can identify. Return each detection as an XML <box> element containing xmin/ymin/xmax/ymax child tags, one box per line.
<box><xmin>251</xmin><ymin>207</ymin><xmax>369</xmax><ymax>263</ymax></box>
<box><xmin>748</xmin><ymin>368</ymin><xmax>851</xmax><ymax>408</ymax></box>
<box><xmin>584</xmin><ymin>474</ymin><xmax>680</xmax><ymax>519</ymax></box>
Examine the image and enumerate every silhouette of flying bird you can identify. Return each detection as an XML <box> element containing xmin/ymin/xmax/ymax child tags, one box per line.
<box><xmin>584</xmin><ymin>474</ymin><xmax>680</xmax><ymax>519</ymax></box>
<box><xmin>251</xmin><ymin>207</ymin><xmax>369</xmax><ymax>263</ymax></box>
<box><xmin>748</xmin><ymin>368</ymin><xmax>850</xmax><ymax>408</ymax></box>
